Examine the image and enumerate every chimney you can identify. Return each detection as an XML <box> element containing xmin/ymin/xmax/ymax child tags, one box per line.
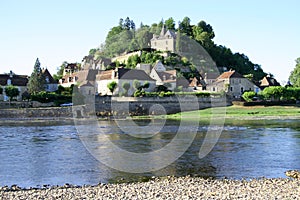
<box><xmin>9</xmin><ymin>70</ymin><xmax>13</xmax><ymax>78</ymax></box>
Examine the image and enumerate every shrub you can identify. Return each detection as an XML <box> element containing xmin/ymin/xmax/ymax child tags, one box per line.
<box><xmin>134</xmin><ymin>90</ymin><xmax>145</xmax><ymax>97</ymax></box>
<box><xmin>242</xmin><ymin>91</ymin><xmax>256</xmax><ymax>102</ymax></box>
<box><xmin>5</xmin><ymin>85</ymin><xmax>20</xmax><ymax>101</ymax></box>
<box><xmin>107</xmin><ymin>81</ymin><xmax>117</xmax><ymax>95</ymax></box>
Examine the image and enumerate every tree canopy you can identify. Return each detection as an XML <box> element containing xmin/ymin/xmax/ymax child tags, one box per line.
<box><xmin>289</xmin><ymin>58</ymin><xmax>300</xmax><ymax>87</ymax></box>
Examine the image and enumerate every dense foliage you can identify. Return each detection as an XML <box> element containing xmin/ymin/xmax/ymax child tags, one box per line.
<box><xmin>258</xmin><ymin>86</ymin><xmax>300</xmax><ymax>101</ymax></box>
<box><xmin>0</xmin><ymin>86</ymin><xmax>3</xmax><ymax>95</ymax></box>
<box><xmin>4</xmin><ymin>85</ymin><xmax>20</xmax><ymax>101</ymax></box>
<box><xmin>242</xmin><ymin>91</ymin><xmax>256</xmax><ymax>102</ymax></box>
<box><xmin>30</xmin><ymin>91</ymin><xmax>72</xmax><ymax>106</ymax></box>
<box><xmin>289</xmin><ymin>58</ymin><xmax>300</xmax><ymax>87</ymax></box>
<box><xmin>89</xmin><ymin>16</ymin><xmax>266</xmax><ymax>82</ymax></box>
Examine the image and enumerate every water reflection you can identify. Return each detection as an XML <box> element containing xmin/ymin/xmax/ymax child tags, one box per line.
<box><xmin>0</xmin><ymin>119</ymin><xmax>299</xmax><ymax>187</ymax></box>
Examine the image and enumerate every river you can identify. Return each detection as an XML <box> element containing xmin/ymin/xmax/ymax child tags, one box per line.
<box><xmin>0</xmin><ymin>118</ymin><xmax>299</xmax><ymax>188</ymax></box>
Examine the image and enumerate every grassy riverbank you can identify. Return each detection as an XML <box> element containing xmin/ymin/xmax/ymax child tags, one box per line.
<box><xmin>168</xmin><ymin>105</ymin><xmax>300</xmax><ymax>119</ymax></box>
<box><xmin>132</xmin><ymin>105</ymin><xmax>300</xmax><ymax>124</ymax></box>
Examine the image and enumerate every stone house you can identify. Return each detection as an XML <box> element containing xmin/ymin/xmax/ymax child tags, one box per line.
<box><xmin>151</xmin><ymin>26</ymin><xmax>176</xmax><ymax>52</ymax></box>
<box><xmin>207</xmin><ymin>70</ymin><xmax>258</xmax><ymax>98</ymax></box>
<box><xmin>0</xmin><ymin>71</ymin><xmax>28</xmax><ymax>101</ymax></box>
<box><xmin>96</xmin><ymin>68</ymin><xmax>156</xmax><ymax>96</ymax></box>
<box><xmin>149</xmin><ymin>61</ymin><xmax>177</xmax><ymax>90</ymax></box>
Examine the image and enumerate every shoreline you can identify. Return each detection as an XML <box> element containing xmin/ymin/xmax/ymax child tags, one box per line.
<box><xmin>0</xmin><ymin>114</ymin><xmax>300</xmax><ymax>126</ymax></box>
<box><xmin>1</xmin><ymin>176</ymin><xmax>299</xmax><ymax>199</ymax></box>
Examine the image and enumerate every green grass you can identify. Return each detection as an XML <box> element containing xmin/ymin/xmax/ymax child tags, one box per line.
<box><xmin>168</xmin><ymin>105</ymin><xmax>300</xmax><ymax>120</ymax></box>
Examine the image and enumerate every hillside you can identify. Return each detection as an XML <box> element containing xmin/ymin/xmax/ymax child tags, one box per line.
<box><xmin>87</xmin><ymin>17</ymin><xmax>266</xmax><ymax>82</ymax></box>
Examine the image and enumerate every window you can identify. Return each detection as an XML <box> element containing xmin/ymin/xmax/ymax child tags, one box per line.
<box><xmin>230</xmin><ymin>87</ymin><xmax>233</xmax><ymax>92</ymax></box>
<box><xmin>166</xmin><ymin>41</ymin><xmax>168</xmax><ymax>45</ymax></box>
<box><xmin>213</xmin><ymin>87</ymin><xmax>215</xmax><ymax>91</ymax></box>
<box><xmin>7</xmin><ymin>79</ymin><xmax>11</xmax><ymax>85</ymax></box>
<box><xmin>241</xmin><ymin>87</ymin><xmax>244</xmax><ymax>93</ymax></box>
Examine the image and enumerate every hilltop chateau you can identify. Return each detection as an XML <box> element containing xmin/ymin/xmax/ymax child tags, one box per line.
<box><xmin>150</xmin><ymin>26</ymin><xmax>177</xmax><ymax>53</ymax></box>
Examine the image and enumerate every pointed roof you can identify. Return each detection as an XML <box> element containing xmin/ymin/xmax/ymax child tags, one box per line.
<box><xmin>153</xmin><ymin>60</ymin><xmax>166</xmax><ymax>72</ymax></box>
<box><xmin>160</xmin><ymin>25</ymin><xmax>166</xmax><ymax>36</ymax></box>
<box><xmin>165</xmin><ymin>30</ymin><xmax>176</xmax><ymax>39</ymax></box>
<box><xmin>216</xmin><ymin>70</ymin><xmax>243</xmax><ymax>80</ymax></box>
<box><xmin>42</xmin><ymin>68</ymin><xmax>57</xmax><ymax>84</ymax></box>
<box><xmin>260</xmin><ymin>76</ymin><xmax>280</xmax><ymax>87</ymax></box>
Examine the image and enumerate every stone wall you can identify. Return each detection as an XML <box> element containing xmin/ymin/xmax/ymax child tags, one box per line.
<box><xmin>0</xmin><ymin>107</ymin><xmax>73</xmax><ymax>119</ymax></box>
<box><xmin>0</xmin><ymin>96</ymin><xmax>231</xmax><ymax>119</ymax></box>
<box><xmin>93</xmin><ymin>96</ymin><xmax>230</xmax><ymax>117</ymax></box>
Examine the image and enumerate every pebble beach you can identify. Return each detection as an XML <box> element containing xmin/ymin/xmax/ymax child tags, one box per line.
<box><xmin>1</xmin><ymin>176</ymin><xmax>299</xmax><ymax>200</ymax></box>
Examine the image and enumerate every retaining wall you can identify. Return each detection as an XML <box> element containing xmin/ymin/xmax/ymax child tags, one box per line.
<box><xmin>0</xmin><ymin>96</ymin><xmax>231</xmax><ymax>118</ymax></box>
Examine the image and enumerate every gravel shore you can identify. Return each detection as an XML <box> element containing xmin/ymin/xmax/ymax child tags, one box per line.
<box><xmin>1</xmin><ymin>176</ymin><xmax>299</xmax><ymax>199</ymax></box>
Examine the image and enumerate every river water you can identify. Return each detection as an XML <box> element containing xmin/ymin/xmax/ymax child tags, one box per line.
<box><xmin>0</xmin><ymin>119</ymin><xmax>299</xmax><ymax>188</ymax></box>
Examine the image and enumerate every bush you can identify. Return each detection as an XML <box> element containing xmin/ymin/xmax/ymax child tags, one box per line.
<box><xmin>259</xmin><ymin>86</ymin><xmax>300</xmax><ymax>101</ymax></box>
<box><xmin>134</xmin><ymin>90</ymin><xmax>145</xmax><ymax>97</ymax></box>
<box><xmin>31</xmin><ymin>91</ymin><xmax>72</xmax><ymax>105</ymax></box>
<box><xmin>242</xmin><ymin>91</ymin><xmax>256</xmax><ymax>102</ymax></box>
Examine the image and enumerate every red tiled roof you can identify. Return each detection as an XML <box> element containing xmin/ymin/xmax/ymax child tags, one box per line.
<box><xmin>217</xmin><ymin>70</ymin><xmax>243</xmax><ymax>79</ymax></box>
<box><xmin>97</xmin><ymin>70</ymin><xmax>113</xmax><ymax>80</ymax></box>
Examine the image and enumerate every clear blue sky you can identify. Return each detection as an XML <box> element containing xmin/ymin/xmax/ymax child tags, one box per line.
<box><xmin>1</xmin><ymin>0</ymin><xmax>299</xmax><ymax>83</ymax></box>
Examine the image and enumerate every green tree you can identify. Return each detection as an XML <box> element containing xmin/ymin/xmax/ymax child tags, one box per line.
<box><xmin>28</xmin><ymin>58</ymin><xmax>46</xmax><ymax>94</ymax></box>
<box><xmin>289</xmin><ymin>58</ymin><xmax>300</xmax><ymax>87</ymax></box>
<box><xmin>107</xmin><ymin>81</ymin><xmax>117</xmax><ymax>95</ymax></box>
<box><xmin>53</xmin><ymin>61</ymin><xmax>68</xmax><ymax>81</ymax></box>
<box><xmin>165</xmin><ymin>17</ymin><xmax>175</xmax><ymax>30</ymax></box>
<box><xmin>179</xmin><ymin>17</ymin><xmax>192</xmax><ymax>36</ymax></box>
<box><xmin>135</xmin><ymin>27</ymin><xmax>152</xmax><ymax>49</ymax></box>
<box><xmin>260</xmin><ymin>86</ymin><xmax>284</xmax><ymax>101</ymax></box>
<box><xmin>5</xmin><ymin>85</ymin><xmax>20</xmax><ymax>101</ymax></box>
